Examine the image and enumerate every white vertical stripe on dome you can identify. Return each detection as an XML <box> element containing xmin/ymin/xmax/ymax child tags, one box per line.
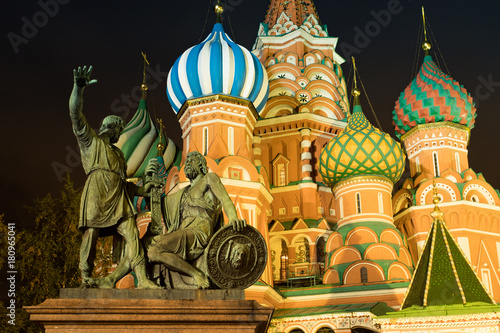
<box><xmin>221</xmin><ymin>33</ymin><xmax>232</xmax><ymax>94</ymax></box>
<box><xmin>253</xmin><ymin>67</ymin><xmax>269</xmax><ymax>108</ymax></box>
<box><xmin>127</xmin><ymin>118</ymin><xmax>157</xmax><ymax>176</ymax></box>
<box><xmin>240</xmin><ymin>47</ymin><xmax>255</xmax><ymax>98</ymax></box>
<box><xmin>167</xmin><ymin>68</ymin><xmax>182</xmax><ymax>110</ymax></box>
<box><xmin>198</xmin><ymin>33</ymin><xmax>217</xmax><ymax>95</ymax></box>
<box><xmin>178</xmin><ymin>46</ymin><xmax>195</xmax><ymax>99</ymax></box>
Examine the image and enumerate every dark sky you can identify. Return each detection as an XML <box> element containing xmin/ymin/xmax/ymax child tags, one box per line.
<box><xmin>2</xmin><ymin>0</ymin><xmax>500</xmax><ymax>227</ymax></box>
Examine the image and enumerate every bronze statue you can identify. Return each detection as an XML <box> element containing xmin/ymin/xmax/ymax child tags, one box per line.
<box><xmin>148</xmin><ymin>151</ymin><xmax>246</xmax><ymax>289</ymax></box>
<box><xmin>69</xmin><ymin>66</ymin><xmax>160</xmax><ymax>289</ymax></box>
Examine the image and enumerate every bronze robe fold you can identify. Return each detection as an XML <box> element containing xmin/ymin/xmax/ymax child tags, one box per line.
<box><xmin>72</xmin><ymin>118</ymin><xmax>136</xmax><ymax>230</ymax></box>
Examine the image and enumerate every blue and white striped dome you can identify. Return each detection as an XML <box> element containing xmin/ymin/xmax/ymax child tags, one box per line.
<box><xmin>167</xmin><ymin>23</ymin><xmax>269</xmax><ymax>114</ymax></box>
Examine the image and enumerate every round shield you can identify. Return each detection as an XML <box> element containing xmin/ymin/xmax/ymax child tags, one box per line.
<box><xmin>205</xmin><ymin>224</ymin><xmax>267</xmax><ymax>289</ymax></box>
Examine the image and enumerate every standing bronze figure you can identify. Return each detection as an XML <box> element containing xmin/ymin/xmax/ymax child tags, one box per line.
<box><xmin>69</xmin><ymin>66</ymin><xmax>159</xmax><ymax>289</ymax></box>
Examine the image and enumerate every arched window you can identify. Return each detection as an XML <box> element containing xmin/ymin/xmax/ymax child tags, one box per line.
<box><xmin>378</xmin><ymin>192</ymin><xmax>383</xmax><ymax>213</ymax></box>
<box><xmin>433</xmin><ymin>152</ymin><xmax>440</xmax><ymax>177</ymax></box>
<box><xmin>280</xmin><ymin>240</ymin><xmax>288</xmax><ymax>280</ymax></box>
<box><xmin>415</xmin><ymin>156</ymin><xmax>421</xmax><ymax>173</ymax></box>
<box><xmin>317</xmin><ymin>327</ymin><xmax>334</xmax><ymax>333</ymax></box>
<box><xmin>316</xmin><ymin>237</ymin><xmax>326</xmax><ymax>267</ymax></box>
<box><xmin>471</xmin><ymin>195</ymin><xmax>479</xmax><ymax>203</ymax></box>
<box><xmin>228</xmin><ymin>127</ymin><xmax>234</xmax><ymax>155</ymax></box>
<box><xmin>278</xmin><ymin>164</ymin><xmax>286</xmax><ymax>186</ymax></box>
<box><xmin>360</xmin><ymin>266</ymin><xmax>368</xmax><ymax>283</ymax></box>
<box><xmin>203</xmin><ymin>127</ymin><xmax>209</xmax><ymax>156</ymax></box>
<box><xmin>356</xmin><ymin>193</ymin><xmax>362</xmax><ymax>214</ymax></box>
<box><xmin>455</xmin><ymin>152</ymin><xmax>461</xmax><ymax>173</ymax></box>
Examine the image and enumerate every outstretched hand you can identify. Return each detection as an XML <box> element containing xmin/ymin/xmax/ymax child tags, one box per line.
<box><xmin>229</xmin><ymin>219</ymin><xmax>246</xmax><ymax>232</ymax></box>
<box><xmin>73</xmin><ymin>66</ymin><xmax>98</xmax><ymax>88</ymax></box>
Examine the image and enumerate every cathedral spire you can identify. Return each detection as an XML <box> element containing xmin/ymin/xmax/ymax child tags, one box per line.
<box><xmin>264</xmin><ymin>0</ymin><xmax>320</xmax><ymax>27</ymax></box>
<box><xmin>421</xmin><ymin>6</ymin><xmax>431</xmax><ymax>55</ymax></box>
<box><xmin>140</xmin><ymin>52</ymin><xmax>149</xmax><ymax>100</ymax></box>
<box><xmin>400</xmin><ymin>184</ymin><xmax>495</xmax><ymax>309</ymax></box>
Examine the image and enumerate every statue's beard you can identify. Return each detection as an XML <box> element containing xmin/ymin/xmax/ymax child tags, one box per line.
<box><xmin>185</xmin><ymin>167</ymin><xmax>200</xmax><ymax>180</ymax></box>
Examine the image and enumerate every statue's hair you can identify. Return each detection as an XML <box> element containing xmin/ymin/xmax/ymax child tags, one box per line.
<box><xmin>99</xmin><ymin>115</ymin><xmax>125</xmax><ymax>135</ymax></box>
<box><xmin>187</xmin><ymin>151</ymin><xmax>208</xmax><ymax>175</ymax></box>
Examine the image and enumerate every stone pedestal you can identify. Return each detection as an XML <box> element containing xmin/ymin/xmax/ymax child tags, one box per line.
<box><xmin>25</xmin><ymin>289</ymin><xmax>274</xmax><ymax>333</ymax></box>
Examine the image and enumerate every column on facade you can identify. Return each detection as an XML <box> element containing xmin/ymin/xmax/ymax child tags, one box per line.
<box><xmin>252</xmin><ymin>135</ymin><xmax>262</xmax><ymax>167</ymax></box>
<box><xmin>299</xmin><ymin>128</ymin><xmax>313</xmax><ymax>181</ymax></box>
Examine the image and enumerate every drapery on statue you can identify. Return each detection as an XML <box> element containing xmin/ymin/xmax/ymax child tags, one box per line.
<box><xmin>69</xmin><ymin>66</ymin><xmax>160</xmax><ymax>289</ymax></box>
<box><xmin>147</xmin><ymin>151</ymin><xmax>246</xmax><ymax>289</ymax></box>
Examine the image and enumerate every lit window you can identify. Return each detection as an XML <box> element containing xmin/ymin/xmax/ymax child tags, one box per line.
<box><xmin>356</xmin><ymin>193</ymin><xmax>362</xmax><ymax>214</ymax></box>
<box><xmin>278</xmin><ymin>164</ymin><xmax>286</xmax><ymax>186</ymax></box>
<box><xmin>339</xmin><ymin>197</ymin><xmax>344</xmax><ymax>219</ymax></box>
<box><xmin>433</xmin><ymin>152</ymin><xmax>440</xmax><ymax>177</ymax></box>
<box><xmin>378</xmin><ymin>192</ymin><xmax>383</xmax><ymax>213</ymax></box>
<box><xmin>228</xmin><ymin>127</ymin><xmax>234</xmax><ymax>155</ymax></box>
<box><xmin>360</xmin><ymin>267</ymin><xmax>368</xmax><ymax>283</ymax></box>
<box><xmin>203</xmin><ymin>127</ymin><xmax>209</xmax><ymax>156</ymax></box>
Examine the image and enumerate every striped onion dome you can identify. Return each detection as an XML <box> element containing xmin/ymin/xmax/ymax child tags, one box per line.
<box><xmin>167</xmin><ymin>23</ymin><xmax>269</xmax><ymax>113</ymax></box>
<box><xmin>393</xmin><ymin>55</ymin><xmax>477</xmax><ymax>138</ymax></box>
<box><xmin>115</xmin><ymin>98</ymin><xmax>179</xmax><ymax>178</ymax></box>
<box><xmin>319</xmin><ymin>100</ymin><xmax>406</xmax><ymax>186</ymax></box>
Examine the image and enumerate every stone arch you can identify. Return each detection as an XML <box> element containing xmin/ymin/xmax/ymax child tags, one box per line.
<box><xmin>420</xmin><ymin>215</ymin><xmax>431</xmax><ymax>231</ymax></box>
<box><xmin>463</xmin><ymin>180</ymin><xmax>498</xmax><ymax>205</ymax></box>
<box><xmin>388</xmin><ymin>262</ymin><xmax>411</xmax><ymax>281</ymax></box>
<box><xmin>380</xmin><ymin>228</ymin><xmax>403</xmax><ymax>245</ymax></box>
<box><xmin>345</xmin><ymin>227</ymin><xmax>378</xmax><ymax>245</ymax></box>
<box><xmin>343</xmin><ymin>261</ymin><xmax>385</xmax><ymax>284</ymax></box>
<box><xmin>219</xmin><ymin>158</ymin><xmax>258</xmax><ymax>182</ymax></box>
<box><xmin>260</xmin><ymin>96</ymin><xmax>300</xmax><ymax>118</ymax></box>
<box><xmin>308</xmin><ymin>97</ymin><xmax>345</xmax><ymax>120</ymax></box>
<box><xmin>393</xmin><ymin>190</ymin><xmax>413</xmax><ymax>215</ymax></box>
<box><xmin>398</xmin><ymin>246</ymin><xmax>413</xmax><ymax>267</ymax></box>
<box><xmin>448</xmin><ymin>212</ymin><xmax>460</xmax><ymax>229</ymax></box>
<box><xmin>303</xmin><ymin>64</ymin><xmax>341</xmax><ymax>87</ymax></box>
<box><xmin>325</xmin><ymin>232</ymin><xmax>343</xmax><ymax>253</ymax></box>
<box><xmin>311</xmin><ymin>323</ymin><xmax>337</xmax><ymax>333</ymax></box>
<box><xmin>291</xmin><ymin>233</ymin><xmax>313</xmax><ymax>245</ymax></box>
<box><xmin>329</xmin><ymin>246</ymin><xmax>362</xmax><ymax>266</ymax></box>
<box><xmin>417</xmin><ymin>179</ymin><xmax>460</xmax><ymax>205</ymax></box>
<box><xmin>364</xmin><ymin>244</ymin><xmax>398</xmax><ymax>261</ymax></box>
<box><xmin>322</xmin><ymin>267</ymin><xmax>340</xmax><ymax>285</ymax></box>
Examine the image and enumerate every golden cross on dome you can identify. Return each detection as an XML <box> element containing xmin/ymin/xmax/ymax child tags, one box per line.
<box><xmin>141</xmin><ymin>52</ymin><xmax>150</xmax><ymax>91</ymax></box>
<box><xmin>157</xmin><ymin>118</ymin><xmax>165</xmax><ymax>156</ymax></box>
<box><xmin>421</xmin><ymin>7</ymin><xmax>431</xmax><ymax>52</ymax></box>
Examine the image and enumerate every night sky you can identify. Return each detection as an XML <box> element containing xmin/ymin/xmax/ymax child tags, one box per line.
<box><xmin>2</xmin><ymin>0</ymin><xmax>500</xmax><ymax>227</ymax></box>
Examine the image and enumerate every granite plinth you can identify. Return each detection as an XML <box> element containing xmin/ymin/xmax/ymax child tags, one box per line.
<box><xmin>59</xmin><ymin>288</ymin><xmax>245</xmax><ymax>300</ymax></box>
<box><xmin>25</xmin><ymin>289</ymin><xmax>273</xmax><ymax>333</ymax></box>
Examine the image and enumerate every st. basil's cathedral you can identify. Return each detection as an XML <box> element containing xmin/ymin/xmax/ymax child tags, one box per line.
<box><xmin>112</xmin><ymin>0</ymin><xmax>500</xmax><ymax>331</ymax></box>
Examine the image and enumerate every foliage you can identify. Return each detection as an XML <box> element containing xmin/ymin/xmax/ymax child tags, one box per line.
<box><xmin>0</xmin><ymin>175</ymin><xmax>82</xmax><ymax>332</ymax></box>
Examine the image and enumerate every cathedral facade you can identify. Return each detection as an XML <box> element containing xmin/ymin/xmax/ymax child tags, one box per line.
<box><xmin>116</xmin><ymin>1</ymin><xmax>500</xmax><ymax>332</ymax></box>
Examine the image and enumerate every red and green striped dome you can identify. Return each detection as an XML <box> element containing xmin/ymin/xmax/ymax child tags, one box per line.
<box><xmin>319</xmin><ymin>102</ymin><xmax>406</xmax><ymax>186</ymax></box>
<box><xmin>393</xmin><ymin>55</ymin><xmax>477</xmax><ymax>138</ymax></box>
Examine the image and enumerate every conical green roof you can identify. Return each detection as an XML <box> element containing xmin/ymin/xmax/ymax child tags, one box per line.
<box><xmin>401</xmin><ymin>193</ymin><xmax>495</xmax><ymax>309</ymax></box>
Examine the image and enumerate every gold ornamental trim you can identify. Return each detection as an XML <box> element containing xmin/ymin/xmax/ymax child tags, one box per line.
<box><xmin>401</xmin><ymin>121</ymin><xmax>470</xmax><ymax>143</ymax></box>
<box><xmin>332</xmin><ymin>175</ymin><xmax>393</xmax><ymax>193</ymax></box>
<box><xmin>177</xmin><ymin>94</ymin><xmax>259</xmax><ymax>120</ymax></box>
